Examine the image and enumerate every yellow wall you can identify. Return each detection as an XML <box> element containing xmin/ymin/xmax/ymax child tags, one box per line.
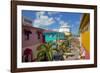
<box><xmin>81</xmin><ymin>31</ymin><xmax>90</xmax><ymax>53</ymax></box>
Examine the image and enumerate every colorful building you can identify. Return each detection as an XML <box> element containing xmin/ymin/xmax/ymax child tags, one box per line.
<box><xmin>79</xmin><ymin>13</ymin><xmax>90</xmax><ymax>59</ymax></box>
<box><xmin>43</xmin><ymin>32</ymin><xmax>65</xmax><ymax>42</ymax></box>
<box><xmin>22</xmin><ymin>17</ymin><xmax>45</xmax><ymax>62</ymax></box>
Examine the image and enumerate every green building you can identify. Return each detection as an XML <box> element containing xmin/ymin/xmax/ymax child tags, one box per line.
<box><xmin>43</xmin><ymin>32</ymin><xmax>65</xmax><ymax>42</ymax></box>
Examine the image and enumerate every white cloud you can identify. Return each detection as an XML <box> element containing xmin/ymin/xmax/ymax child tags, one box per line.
<box><xmin>48</xmin><ymin>12</ymin><xmax>59</xmax><ymax>16</ymax></box>
<box><xmin>55</xmin><ymin>17</ymin><xmax>61</xmax><ymax>21</ymax></box>
<box><xmin>59</xmin><ymin>21</ymin><xmax>65</xmax><ymax>25</ymax></box>
<box><xmin>36</xmin><ymin>11</ymin><xmax>45</xmax><ymax>19</ymax></box>
<box><xmin>59</xmin><ymin>20</ymin><xmax>70</xmax><ymax>27</ymax></box>
<box><xmin>52</xmin><ymin>28</ymin><xmax>59</xmax><ymax>31</ymax></box>
<box><xmin>33</xmin><ymin>11</ymin><xmax>55</xmax><ymax>28</ymax></box>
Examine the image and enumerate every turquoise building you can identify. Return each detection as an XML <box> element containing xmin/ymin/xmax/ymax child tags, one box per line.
<box><xmin>43</xmin><ymin>32</ymin><xmax>65</xmax><ymax>42</ymax></box>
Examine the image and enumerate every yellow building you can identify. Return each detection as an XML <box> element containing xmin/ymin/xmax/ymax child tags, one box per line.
<box><xmin>79</xmin><ymin>13</ymin><xmax>90</xmax><ymax>59</ymax></box>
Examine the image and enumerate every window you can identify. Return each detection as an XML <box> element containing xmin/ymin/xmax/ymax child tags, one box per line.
<box><xmin>36</xmin><ymin>31</ymin><xmax>41</xmax><ymax>39</ymax></box>
<box><xmin>24</xmin><ymin>29</ymin><xmax>32</xmax><ymax>40</ymax></box>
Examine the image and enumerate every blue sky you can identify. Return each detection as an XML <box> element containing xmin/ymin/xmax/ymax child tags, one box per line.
<box><xmin>22</xmin><ymin>10</ymin><xmax>82</xmax><ymax>35</ymax></box>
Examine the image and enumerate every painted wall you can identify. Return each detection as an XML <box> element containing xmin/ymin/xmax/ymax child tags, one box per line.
<box><xmin>44</xmin><ymin>32</ymin><xmax>65</xmax><ymax>42</ymax></box>
<box><xmin>81</xmin><ymin>31</ymin><xmax>90</xmax><ymax>53</ymax></box>
<box><xmin>22</xmin><ymin>26</ymin><xmax>43</xmax><ymax>48</ymax></box>
<box><xmin>22</xmin><ymin>26</ymin><xmax>44</xmax><ymax>59</ymax></box>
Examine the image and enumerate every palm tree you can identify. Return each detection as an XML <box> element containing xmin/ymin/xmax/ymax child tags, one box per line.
<box><xmin>59</xmin><ymin>41</ymin><xmax>69</xmax><ymax>52</ymax></box>
<box><xmin>36</xmin><ymin>42</ymin><xmax>55</xmax><ymax>61</ymax></box>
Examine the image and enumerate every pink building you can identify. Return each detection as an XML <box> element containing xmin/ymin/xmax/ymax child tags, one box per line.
<box><xmin>22</xmin><ymin>17</ymin><xmax>45</xmax><ymax>62</ymax></box>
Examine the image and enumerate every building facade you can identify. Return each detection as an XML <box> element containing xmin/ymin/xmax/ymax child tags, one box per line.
<box><xmin>22</xmin><ymin>17</ymin><xmax>45</xmax><ymax>62</ymax></box>
<box><xmin>79</xmin><ymin>13</ymin><xmax>90</xmax><ymax>59</ymax></box>
<box><xmin>43</xmin><ymin>32</ymin><xmax>65</xmax><ymax>42</ymax></box>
